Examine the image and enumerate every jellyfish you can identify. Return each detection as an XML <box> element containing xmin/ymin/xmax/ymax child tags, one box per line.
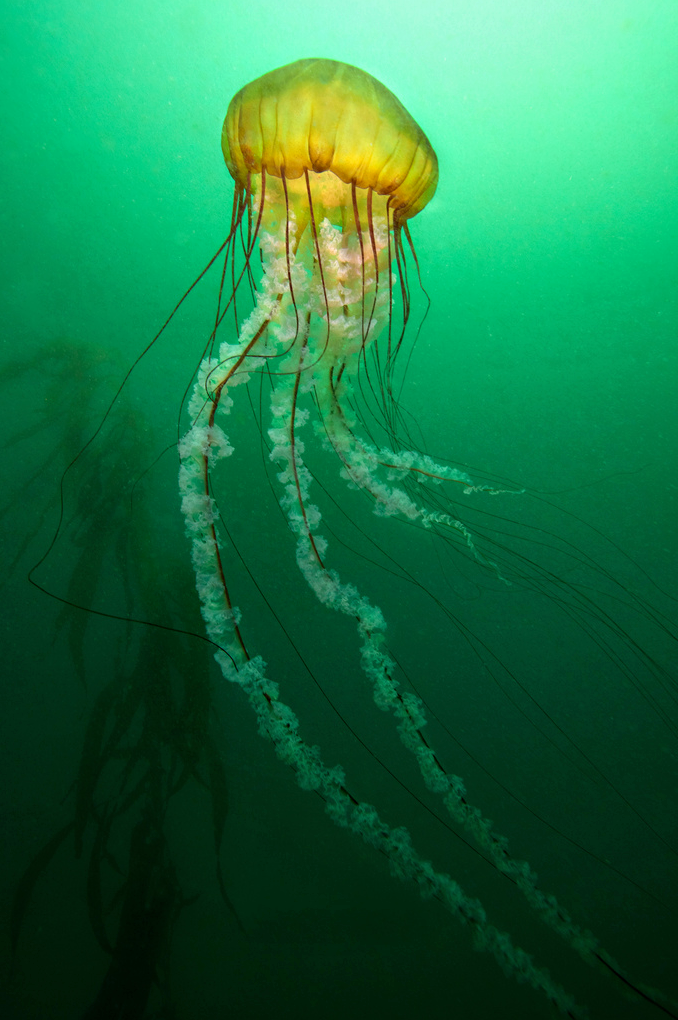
<box><xmin>175</xmin><ymin>60</ymin><xmax>675</xmax><ymax>1018</ymax></box>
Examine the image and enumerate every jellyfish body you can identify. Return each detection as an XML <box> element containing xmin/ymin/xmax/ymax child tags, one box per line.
<box><xmin>218</xmin><ymin>57</ymin><xmax>439</xmax><ymax>509</ymax></box>
<box><xmin>177</xmin><ymin>61</ymin><xmax>674</xmax><ymax>1019</ymax></box>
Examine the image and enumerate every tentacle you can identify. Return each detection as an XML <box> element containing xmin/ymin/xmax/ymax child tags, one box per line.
<box><xmin>179</xmin><ymin>202</ymin><xmax>678</xmax><ymax>1019</ymax></box>
<box><xmin>269</xmin><ymin>371</ymin><xmax>605</xmax><ymax>968</ymax></box>
<box><xmin>179</xmin><ymin>228</ymin><xmax>583</xmax><ymax>1019</ymax></box>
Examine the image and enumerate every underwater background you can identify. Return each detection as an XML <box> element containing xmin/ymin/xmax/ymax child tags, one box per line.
<box><xmin>1</xmin><ymin>1</ymin><xmax>677</xmax><ymax>1019</ymax></box>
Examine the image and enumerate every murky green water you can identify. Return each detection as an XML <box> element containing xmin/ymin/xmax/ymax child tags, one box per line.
<box><xmin>1</xmin><ymin>3</ymin><xmax>677</xmax><ymax>1019</ymax></box>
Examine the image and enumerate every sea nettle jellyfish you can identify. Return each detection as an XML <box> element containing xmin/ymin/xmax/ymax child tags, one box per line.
<box><xmin>177</xmin><ymin>59</ymin><xmax>675</xmax><ymax>1018</ymax></box>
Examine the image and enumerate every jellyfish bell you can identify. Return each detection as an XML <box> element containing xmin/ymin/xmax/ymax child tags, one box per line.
<box><xmin>221</xmin><ymin>57</ymin><xmax>438</xmax><ymax>223</ymax></box>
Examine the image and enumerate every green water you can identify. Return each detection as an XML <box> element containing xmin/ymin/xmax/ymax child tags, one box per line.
<box><xmin>1</xmin><ymin>2</ymin><xmax>677</xmax><ymax>1019</ymax></box>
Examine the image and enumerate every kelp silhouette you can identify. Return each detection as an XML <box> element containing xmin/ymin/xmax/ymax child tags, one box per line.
<box><xmin>5</xmin><ymin>339</ymin><xmax>238</xmax><ymax>1018</ymax></box>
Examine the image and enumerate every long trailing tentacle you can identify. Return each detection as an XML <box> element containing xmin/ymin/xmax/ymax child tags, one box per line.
<box><xmin>179</xmin><ymin>183</ymin><xmax>677</xmax><ymax>1020</ymax></box>
<box><xmin>263</xmin><ymin>211</ymin><xmax>677</xmax><ymax>1020</ymax></box>
<box><xmin>272</xmin><ymin>362</ymin><xmax>603</xmax><ymax>961</ymax></box>
<box><xmin>178</xmin><ymin>215</ymin><xmax>584</xmax><ymax>1020</ymax></box>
